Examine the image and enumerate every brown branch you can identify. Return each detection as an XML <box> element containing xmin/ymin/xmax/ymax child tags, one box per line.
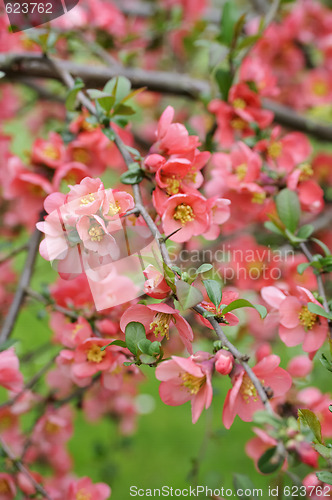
<box><xmin>0</xmin><ymin>243</ymin><xmax>28</xmax><ymax>265</ymax></box>
<box><xmin>0</xmin><ymin>224</ymin><xmax>43</xmax><ymax>345</ymax></box>
<box><xmin>2</xmin><ymin>52</ymin><xmax>332</xmax><ymax>142</ymax></box>
<box><xmin>0</xmin><ymin>436</ymin><xmax>54</xmax><ymax>500</ymax></box>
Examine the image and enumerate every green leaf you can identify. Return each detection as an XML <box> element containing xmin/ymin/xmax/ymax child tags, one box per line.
<box><xmin>125</xmin><ymin>322</ymin><xmax>146</xmax><ymax>356</ymax></box>
<box><xmin>97</xmin><ymin>95</ymin><xmax>116</xmax><ymax>114</ymax></box>
<box><xmin>203</xmin><ymin>280</ymin><xmax>222</xmax><ymax>308</ymax></box>
<box><xmin>100</xmin><ymin>339</ymin><xmax>127</xmax><ymax>351</ymax></box>
<box><xmin>236</xmin><ymin>34</ymin><xmax>261</xmax><ymax>50</ymax></box>
<box><xmin>316</xmin><ymin>471</ymin><xmax>332</xmax><ymax>485</ymax></box>
<box><xmin>137</xmin><ymin>338</ymin><xmax>152</xmax><ymax>354</ymax></box>
<box><xmin>139</xmin><ymin>354</ymin><xmax>157</xmax><ymax>365</ymax></box>
<box><xmin>196</xmin><ymin>264</ymin><xmax>213</xmax><ymax>275</ymax></box>
<box><xmin>264</xmin><ymin>221</ymin><xmax>285</xmax><ymax>236</ymax></box>
<box><xmin>298</xmin><ymin>408</ymin><xmax>323</xmax><ymax>444</ymax></box>
<box><xmin>221</xmin><ymin>299</ymin><xmax>267</xmax><ymax>319</ymax></box>
<box><xmin>215</xmin><ymin>68</ymin><xmax>233</xmax><ymax>100</ymax></box>
<box><xmin>65</xmin><ymin>78</ymin><xmax>85</xmax><ymax>111</ymax></box>
<box><xmin>297</xmin><ymin>224</ymin><xmax>314</xmax><ymax>239</ymax></box>
<box><xmin>149</xmin><ymin>341</ymin><xmax>161</xmax><ymax>355</ymax></box>
<box><xmin>104</xmin><ymin>76</ymin><xmax>131</xmax><ymax>103</ymax></box>
<box><xmin>276</xmin><ymin>189</ymin><xmax>301</xmax><ymax>233</ymax></box>
<box><xmin>314</xmin><ymin>443</ymin><xmax>332</xmax><ymax>460</ymax></box>
<box><xmin>311</xmin><ymin>238</ymin><xmax>331</xmax><ymax>256</ymax></box>
<box><xmin>253</xmin><ymin>410</ymin><xmax>282</xmax><ymax>428</ymax></box>
<box><xmin>320</xmin><ymin>353</ymin><xmax>332</xmax><ymax>372</ymax></box>
<box><xmin>113</xmin><ymin>103</ymin><xmax>136</xmax><ymax>116</ymax></box>
<box><xmin>219</xmin><ymin>1</ymin><xmax>238</xmax><ymax>46</ymax></box>
<box><xmin>257</xmin><ymin>447</ymin><xmax>283</xmax><ymax>474</ymax></box>
<box><xmin>307</xmin><ymin>302</ymin><xmax>332</xmax><ymax>320</ymax></box>
<box><xmin>297</xmin><ymin>262</ymin><xmax>312</xmax><ymax>275</ymax></box>
<box><xmin>176</xmin><ymin>280</ymin><xmax>204</xmax><ymax>310</ymax></box>
<box><xmin>120</xmin><ymin>169</ymin><xmax>144</xmax><ymax>185</ymax></box>
<box><xmin>102</xmin><ymin>128</ymin><xmax>115</xmax><ymax>141</ymax></box>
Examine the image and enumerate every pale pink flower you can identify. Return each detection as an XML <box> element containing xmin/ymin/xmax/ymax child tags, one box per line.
<box><xmin>0</xmin><ymin>473</ymin><xmax>16</xmax><ymax>500</ymax></box>
<box><xmin>66</xmin><ymin>476</ymin><xmax>111</xmax><ymax>500</ymax></box>
<box><xmin>0</xmin><ymin>348</ymin><xmax>23</xmax><ymax>393</ymax></box>
<box><xmin>222</xmin><ymin>355</ymin><xmax>292</xmax><ymax>428</ymax></box>
<box><xmin>155</xmin><ymin>352</ymin><xmax>214</xmax><ymax>423</ymax></box>
<box><xmin>143</xmin><ymin>264</ymin><xmax>171</xmax><ymax>299</ymax></box>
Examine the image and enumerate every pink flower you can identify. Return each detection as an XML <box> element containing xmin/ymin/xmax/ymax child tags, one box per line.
<box><xmin>31</xmin><ymin>132</ymin><xmax>65</xmax><ymax>169</ymax></box>
<box><xmin>143</xmin><ymin>264</ymin><xmax>171</xmax><ymax>299</ymax></box>
<box><xmin>154</xmin><ymin>106</ymin><xmax>200</xmax><ymax>155</ymax></box>
<box><xmin>67</xmin><ymin>177</ymin><xmax>106</xmax><ymax>216</ymax></box>
<box><xmin>66</xmin><ymin>477</ymin><xmax>111</xmax><ymax>500</ymax></box>
<box><xmin>298</xmin><ymin>387</ymin><xmax>332</xmax><ymax>438</ymax></box>
<box><xmin>261</xmin><ymin>286</ymin><xmax>328</xmax><ymax>353</ymax></box>
<box><xmin>255</xmin><ymin>126</ymin><xmax>311</xmax><ymax>173</ymax></box>
<box><xmin>161</xmin><ymin>193</ymin><xmax>210</xmax><ymax>243</ymax></box>
<box><xmin>287</xmin><ymin>355</ymin><xmax>313</xmax><ymax>378</ymax></box>
<box><xmin>0</xmin><ymin>348</ymin><xmax>23</xmax><ymax>393</ymax></box>
<box><xmin>71</xmin><ymin>338</ymin><xmax>115</xmax><ymax>380</ymax></box>
<box><xmin>303</xmin><ymin>473</ymin><xmax>332</xmax><ymax>500</ymax></box>
<box><xmin>239</xmin><ymin>56</ymin><xmax>280</xmax><ymax>98</ymax></box>
<box><xmin>76</xmin><ymin>215</ymin><xmax>119</xmax><ymax>257</ymax></box>
<box><xmin>102</xmin><ymin>189</ymin><xmax>134</xmax><ymax>221</ymax></box>
<box><xmin>203</xmin><ymin>197</ymin><xmax>231</xmax><ymax>240</ymax></box>
<box><xmin>222</xmin><ymin>355</ymin><xmax>292</xmax><ymax>428</ymax></box>
<box><xmin>0</xmin><ymin>473</ymin><xmax>16</xmax><ymax>500</ymax></box>
<box><xmin>246</xmin><ymin>427</ymin><xmax>279</xmax><ymax>471</ymax></box>
<box><xmin>215</xmin><ymin>350</ymin><xmax>234</xmax><ymax>375</ymax></box>
<box><xmin>120</xmin><ymin>303</ymin><xmax>194</xmax><ymax>354</ymax></box>
<box><xmin>155</xmin><ymin>352</ymin><xmax>214</xmax><ymax>423</ymax></box>
<box><xmin>197</xmin><ymin>289</ymin><xmax>240</xmax><ymax>330</ymax></box>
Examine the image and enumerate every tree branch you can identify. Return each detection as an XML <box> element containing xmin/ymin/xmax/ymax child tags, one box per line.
<box><xmin>0</xmin><ymin>224</ymin><xmax>43</xmax><ymax>345</ymax></box>
<box><xmin>2</xmin><ymin>52</ymin><xmax>332</xmax><ymax>142</ymax></box>
<box><xmin>0</xmin><ymin>436</ymin><xmax>54</xmax><ymax>500</ymax></box>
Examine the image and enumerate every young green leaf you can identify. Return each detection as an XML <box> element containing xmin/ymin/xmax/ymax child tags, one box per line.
<box><xmin>221</xmin><ymin>299</ymin><xmax>267</xmax><ymax>319</ymax></box>
<box><xmin>298</xmin><ymin>408</ymin><xmax>323</xmax><ymax>444</ymax></box>
<box><xmin>316</xmin><ymin>471</ymin><xmax>332</xmax><ymax>485</ymax></box>
<box><xmin>120</xmin><ymin>169</ymin><xmax>144</xmax><ymax>185</ymax></box>
<box><xmin>257</xmin><ymin>447</ymin><xmax>283</xmax><ymax>474</ymax></box>
<box><xmin>307</xmin><ymin>302</ymin><xmax>332</xmax><ymax>320</ymax></box>
<box><xmin>276</xmin><ymin>188</ymin><xmax>301</xmax><ymax>233</ymax></box>
<box><xmin>65</xmin><ymin>78</ymin><xmax>85</xmax><ymax>111</ymax></box>
<box><xmin>125</xmin><ymin>322</ymin><xmax>146</xmax><ymax>356</ymax></box>
<box><xmin>176</xmin><ymin>280</ymin><xmax>204</xmax><ymax>310</ymax></box>
<box><xmin>297</xmin><ymin>224</ymin><xmax>314</xmax><ymax>239</ymax></box>
<box><xmin>203</xmin><ymin>280</ymin><xmax>222</xmax><ymax>308</ymax></box>
<box><xmin>100</xmin><ymin>339</ymin><xmax>127</xmax><ymax>351</ymax></box>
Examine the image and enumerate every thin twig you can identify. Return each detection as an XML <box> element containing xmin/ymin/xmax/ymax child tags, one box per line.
<box><xmin>0</xmin><ymin>436</ymin><xmax>54</xmax><ymax>500</ymax></box>
<box><xmin>0</xmin><ymin>224</ymin><xmax>43</xmax><ymax>345</ymax></box>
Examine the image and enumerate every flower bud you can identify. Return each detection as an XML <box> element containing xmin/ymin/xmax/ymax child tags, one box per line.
<box><xmin>215</xmin><ymin>350</ymin><xmax>234</xmax><ymax>375</ymax></box>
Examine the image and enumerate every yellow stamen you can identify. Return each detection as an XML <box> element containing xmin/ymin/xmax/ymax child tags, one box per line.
<box><xmin>76</xmin><ymin>490</ymin><xmax>92</xmax><ymax>500</ymax></box>
<box><xmin>0</xmin><ymin>479</ymin><xmax>10</xmax><ymax>494</ymax></box>
<box><xmin>173</xmin><ymin>203</ymin><xmax>195</xmax><ymax>225</ymax></box>
<box><xmin>251</xmin><ymin>192</ymin><xmax>266</xmax><ymax>204</ymax></box>
<box><xmin>240</xmin><ymin>374</ymin><xmax>260</xmax><ymax>403</ymax></box>
<box><xmin>81</xmin><ymin>120</ymin><xmax>96</xmax><ymax>132</ymax></box>
<box><xmin>268</xmin><ymin>141</ymin><xmax>282</xmax><ymax>159</ymax></box>
<box><xmin>166</xmin><ymin>177</ymin><xmax>180</xmax><ymax>195</ymax></box>
<box><xmin>80</xmin><ymin>194</ymin><xmax>95</xmax><ymax>206</ymax></box>
<box><xmin>313</xmin><ymin>81</ymin><xmax>328</xmax><ymax>97</ymax></box>
<box><xmin>233</xmin><ymin>98</ymin><xmax>246</xmax><ymax>109</ymax></box>
<box><xmin>247</xmin><ymin>260</ymin><xmax>265</xmax><ymax>278</ymax></box>
<box><xmin>298</xmin><ymin>306</ymin><xmax>317</xmax><ymax>330</ymax></box>
<box><xmin>88</xmin><ymin>225</ymin><xmax>104</xmax><ymax>242</ymax></box>
<box><xmin>231</xmin><ymin>118</ymin><xmax>246</xmax><ymax>130</ymax></box>
<box><xmin>235</xmin><ymin>163</ymin><xmax>247</xmax><ymax>180</ymax></box>
<box><xmin>45</xmin><ymin>421</ymin><xmax>60</xmax><ymax>434</ymax></box>
<box><xmin>150</xmin><ymin>313</ymin><xmax>172</xmax><ymax>339</ymax></box>
<box><xmin>181</xmin><ymin>372</ymin><xmax>206</xmax><ymax>395</ymax></box>
<box><xmin>87</xmin><ymin>344</ymin><xmax>106</xmax><ymax>363</ymax></box>
<box><xmin>108</xmin><ymin>202</ymin><xmax>121</xmax><ymax>216</ymax></box>
<box><xmin>299</xmin><ymin>163</ymin><xmax>314</xmax><ymax>181</ymax></box>
<box><xmin>73</xmin><ymin>148</ymin><xmax>90</xmax><ymax>164</ymax></box>
<box><xmin>43</xmin><ymin>144</ymin><xmax>59</xmax><ymax>160</ymax></box>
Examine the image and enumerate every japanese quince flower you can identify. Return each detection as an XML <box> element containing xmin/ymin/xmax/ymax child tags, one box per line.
<box><xmin>0</xmin><ymin>348</ymin><xmax>23</xmax><ymax>393</ymax></box>
<box><xmin>143</xmin><ymin>264</ymin><xmax>171</xmax><ymax>299</ymax></box>
<box><xmin>261</xmin><ymin>286</ymin><xmax>328</xmax><ymax>354</ymax></box>
<box><xmin>222</xmin><ymin>355</ymin><xmax>292</xmax><ymax>428</ymax></box>
<box><xmin>0</xmin><ymin>473</ymin><xmax>16</xmax><ymax>500</ymax></box>
<box><xmin>155</xmin><ymin>351</ymin><xmax>214</xmax><ymax>423</ymax></box>
<box><xmin>66</xmin><ymin>476</ymin><xmax>111</xmax><ymax>500</ymax></box>
<box><xmin>120</xmin><ymin>303</ymin><xmax>194</xmax><ymax>354</ymax></box>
